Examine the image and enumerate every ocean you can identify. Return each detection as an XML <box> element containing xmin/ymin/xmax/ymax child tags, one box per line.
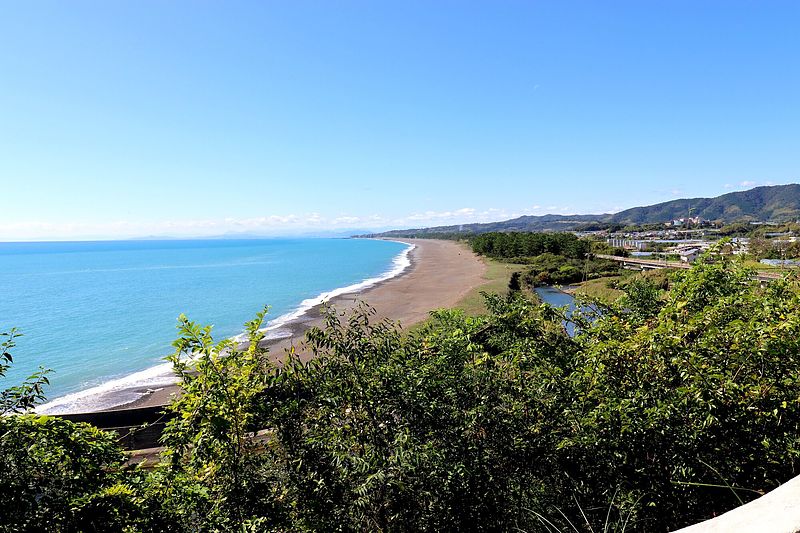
<box><xmin>0</xmin><ymin>238</ymin><xmax>410</xmax><ymax>413</ymax></box>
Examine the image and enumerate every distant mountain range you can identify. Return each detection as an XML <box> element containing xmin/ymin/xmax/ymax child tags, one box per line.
<box><xmin>366</xmin><ymin>184</ymin><xmax>800</xmax><ymax>237</ymax></box>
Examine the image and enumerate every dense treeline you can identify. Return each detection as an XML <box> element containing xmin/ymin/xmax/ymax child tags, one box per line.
<box><xmin>469</xmin><ymin>232</ymin><xmax>620</xmax><ymax>286</ymax></box>
<box><xmin>3</xmin><ymin>258</ymin><xmax>800</xmax><ymax>531</ymax></box>
<box><xmin>470</xmin><ymin>231</ymin><xmax>590</xmax><ymax>260</ymax></box>
<box><xmin>519</xmin><ymin>253</ymin><xmax>622</xmax><ymax>286</ymax></box>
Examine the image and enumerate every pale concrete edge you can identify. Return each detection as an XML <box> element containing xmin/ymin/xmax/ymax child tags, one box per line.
<box><xmin>673</xmin><ymin>475</ymin><xmax>800</xmax><ymax>533</ymax></box>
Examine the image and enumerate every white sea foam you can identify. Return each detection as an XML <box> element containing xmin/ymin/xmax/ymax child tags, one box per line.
<box><xmin>36</xmin><ymin>241</ymin><xmax>415</xmax><ymax>415</ymax></box>
<box><xmin>240</xmin><ymin>240</ymin><xmax>415</xmax><ymax>341</ymax></box>
<box><xmin>35</xmin><ymin>362</ymin><xmax>177</xmax><ymax>415</ymax></box>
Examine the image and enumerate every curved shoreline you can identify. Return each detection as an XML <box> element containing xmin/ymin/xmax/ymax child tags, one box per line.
<box><xmin>233</xmin><ymin>240</ymin><xmax>415</xmax><ymax>344</ymax></box>
<box><xmin>44</xmin><ymin>238</ymin><xmax>487</xmax><ymax>413</ymax></box>
<box><xmin>37</xmin><ymin>240</ymin><xmax>414</xmax><ymax>415</ymax></box>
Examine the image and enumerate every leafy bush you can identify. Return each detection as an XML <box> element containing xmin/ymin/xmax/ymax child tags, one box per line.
<box><xmin>3</xmin><ymin>257</ymin><xmax>800</xmax><ymax>531</ymax></box>
<box><xmin>1</xmin><ymin>329</ymin><xmax>50</xmax><ymax>415</ymax></box>
<box><xmin>519</xmin><ymin>253</ymin><xmax>622</xmax><ymax>286</ymax></box>
<box><xmin>558</xmin><ymin>260</ymin><xmax>800</xmax><ymax>529</ymax></box>
<box><xmin>0</xmin><ymin>415</ymin><xmax>124</xmax><ymax>530</ymax></box>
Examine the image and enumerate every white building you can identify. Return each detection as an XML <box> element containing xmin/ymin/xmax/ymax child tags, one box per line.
<box><xmin>679</xmin><ymin>248</ymin><xmax>702</xmax><ymax>263</ymax></box>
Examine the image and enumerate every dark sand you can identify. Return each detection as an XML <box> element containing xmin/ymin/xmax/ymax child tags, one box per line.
<box><xmin>119</xmin><ymin>238</ymin><xmax>487</xmax><ymax>410</ymax></box>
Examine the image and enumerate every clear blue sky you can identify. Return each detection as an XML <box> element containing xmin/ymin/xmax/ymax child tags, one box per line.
<box><xmin>1</xmin><ymin>1</ymin><xmax>798</xmax><ymax>239</ymax></box>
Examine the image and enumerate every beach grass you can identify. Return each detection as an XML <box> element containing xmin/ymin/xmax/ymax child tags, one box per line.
<box><xmin>573</xmin><ymin>276</ymin><xmax>625</xmax><ymax>303</ymax></box>
<box><xmin>455</xmin><ymin>258</ymin><xmax>528</xmax><ymax>316</ymax></box>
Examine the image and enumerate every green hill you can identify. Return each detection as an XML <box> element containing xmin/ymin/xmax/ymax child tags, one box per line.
<box><xmin>366</xmin><ymin>184</ymin><xmax>800</xmax><ymax>237</ymax></box>
<box><xmin>608</xmin><ymin>184</ymin><xmax>800</xmax><ymax>224</ymax></box>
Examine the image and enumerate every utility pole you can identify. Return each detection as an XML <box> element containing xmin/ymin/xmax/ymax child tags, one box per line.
<box><xmin>781</xmin><ymin>242</ymin><xmax>786</xmax><ymax>273</ymax></box>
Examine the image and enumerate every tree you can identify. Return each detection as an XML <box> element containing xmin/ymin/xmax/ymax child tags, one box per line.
<box><xmin>0</xmin><ymin>328</ymin><xmax>50</xmax><ymax>415</ymax></box>
<box><xmin>4</xmin><ymin>254</ymin><xmax>800</xmax><ymax>531</ymax></box>
<box><xmin>159</xmin><ymin>306</ymin><xmax>282</xmax><ymax>529</ymax></box>
<box><xmin>0</xmin><ymin>329</ymin><xmax>126</xmax><ymax>531</ymax></box>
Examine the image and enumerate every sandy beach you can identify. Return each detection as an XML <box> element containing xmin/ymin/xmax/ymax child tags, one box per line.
<box><xmin>122</xmin><ymin>238</ymin><xmax>487</xmax><ymax>410</ymax></box>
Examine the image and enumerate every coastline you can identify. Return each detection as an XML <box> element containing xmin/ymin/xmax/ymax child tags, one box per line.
<box><xmin>46</xmin><ymin>238</ymin><xmax>487</xmax><ymax>413</ymax></box>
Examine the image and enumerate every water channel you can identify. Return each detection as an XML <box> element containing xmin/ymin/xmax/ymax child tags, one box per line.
<box><xmin>533</xmin><ymin>285</ymin><xmax>580</xmax><ymax>336</ymax></box>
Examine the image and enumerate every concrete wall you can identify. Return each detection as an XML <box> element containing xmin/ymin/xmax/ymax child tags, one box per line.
<box><xmin>673</xmin><ymin>475</ymin><xmax>800</xmax><ymax>533</ymax></box>
<box><xmin>55</xmin><ymin>405</ymin><xmax>173</xmax><ymax>450</ymax></box>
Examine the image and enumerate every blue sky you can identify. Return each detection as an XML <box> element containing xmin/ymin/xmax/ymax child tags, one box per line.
<box><xmin>1</xmin><ymin>1</ymin><xmax>798</xmax><ymax>240</ymax></box>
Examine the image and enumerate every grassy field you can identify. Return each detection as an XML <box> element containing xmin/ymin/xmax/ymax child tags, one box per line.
<box><xmin>455</xmin><ymin>258</ymin><xmax>528</xmax><ymax>315</ymax></box>
<box><xmin>573</xmin><ymin>268</ymin><xmax>676</xmax><ymax>304</ymax></box>
<box><xmin>741</xmin><ymin>258</ymin><xmax>800</xmax><ymax>272</ymax></box>
<box><xmin>454</xmin><ymin>256</ymin><xmax>627</xmax><ymax>313</ymax></box>
<box><xmin>573</xmin><ymin>276</ymin><xmax>625</xmax><ymax>303</ymax></box>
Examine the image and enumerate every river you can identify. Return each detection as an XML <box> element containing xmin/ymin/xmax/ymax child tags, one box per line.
<box><xmin>533</xmin><ymin>286</ymin><xmax>579</xmax><ymax>336</ymax></box>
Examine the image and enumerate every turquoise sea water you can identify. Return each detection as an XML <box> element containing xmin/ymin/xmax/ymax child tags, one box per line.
<box><xmin>0</xmin><ymin>238</ymin><xmax>409</xmax><ymax>413</ymax></box>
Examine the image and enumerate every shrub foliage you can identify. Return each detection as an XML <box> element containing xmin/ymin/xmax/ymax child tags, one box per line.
<box><xmin>2</xmin><ymin>257</ymin><xmax>800</xmax><ymax>531</ymax></box>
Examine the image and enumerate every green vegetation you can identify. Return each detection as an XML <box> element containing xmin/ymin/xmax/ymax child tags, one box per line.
<box><xmin>454</xmin><ymin>258</ymin><xmax>526</xmax><ymax>316</ymax></box>
<box><xmin>466</xmin><ymin>232</ymin><xmax>623</xmax><ymax>288</ymax></box>
<box><xmin>368</xmin><ymin>214</ymin><xmax>603</xmax><ymax>238</ymax></box>
<box><xmin>575</xmin><ymin>269</ymin><xmax>673</xmax><ymax>303</ymax></box>
<box><xmin>741</xmin><ymin>259</ymin><xmax>797</xmax><ymax>272</ymax></box>
<box><xmin>748</xmin><ymin>221</ymin><xmax>800</xmax><ymax>237</ymax></box>
<box><xmin>748</xmin><ymin>237</ymin><xmax>800</xmax><ymax>260</ymax></box>
<box><xmin>470</xmin><ymin>231</ymin><xmax>590</xmax><ymax>260</ymax></box>
<box><xmin>4</xmin><ymin>258</ymin><xmax>800</xmax><ymax>531</ymax></box>
<box><xmin>715</xmin><ymin>221</ymin><xmax>753</xmax><ymax>237</ymax></box>
<box><xmin>518</xmin><ymin>253</ymin><xmax>622</xmax><ymax>287</ymax></box>
<box><xmin>573</xmin><ymin>275</ymin><xmax>625</xmax><ymax>302</ymax></box>
<box><xmin>578</xmin><ymin>183</ymin><xmax>800</xmax><ymax>226</ymax></box>
<box><xmin>604</xmin><ymin>184</ymin><xmax>800</xmax><ymax>225</ymax></box>
<box><xmin>1</xmin><ymin>329</ymin><xmax>50</xmax><ymax>415</ymax></box>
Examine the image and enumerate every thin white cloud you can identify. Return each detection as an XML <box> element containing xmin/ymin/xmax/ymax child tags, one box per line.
<box><xmin>333</xmin><ymin>216</ymin><xmax>361</xmax><ymax>225</ymax></box>
<box><xmin>405</xmin><ymin>208</ymin><xmax>477</xmax><ymax>222</ymax></box>
<box><xmin>306</xmin><ymin>213</ymin><xmax>324</xmax><ymax>224</ymax></box>
<box><xmin>0</xmin><ymin>204</ymin><xmax>596</xmax><ymax>241</ymax></box>
<box><xmin>729</xmin><ymin>180</ymin><xmax>789</xmax><ymax>190</ymax></box>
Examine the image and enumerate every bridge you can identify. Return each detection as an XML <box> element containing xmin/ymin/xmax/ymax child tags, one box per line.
<box><xmin>596</xmin><ymin>253</ymin><xmax>690</xmax><ymax>271</ymax></box>
<box><xmin>595</xmin><ymin>254</ymin><xmax>783</xmax><ymax>283</ymax></box>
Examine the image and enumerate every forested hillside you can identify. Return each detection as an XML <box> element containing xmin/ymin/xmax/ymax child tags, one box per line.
<box><xmin>366</xmin><ymin>184</ymin><xmax>800</xmax><ymax>237</ymax></box>
<box><xmin>608</xmin><ymin>184</ymin><xmax>800</xmax><ymax>224</ymax></box>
